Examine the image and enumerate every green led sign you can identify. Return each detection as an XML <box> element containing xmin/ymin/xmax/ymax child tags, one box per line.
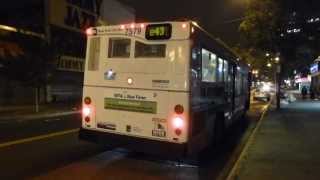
<box><xmin>146</xmin><ymin>24</ymin><xmax>172</xmax><ymax>40</ymax></box>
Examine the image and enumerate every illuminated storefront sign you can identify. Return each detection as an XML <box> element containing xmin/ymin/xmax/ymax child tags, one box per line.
<box><xmin>56</xmin><ymin>56</ymin><xmax>84</xmax><ymax>72</ymax></box>
<box><xmin>310</xmin><ymin>62</ymin><xmax>320</xmax><ymax>76</ymax></box>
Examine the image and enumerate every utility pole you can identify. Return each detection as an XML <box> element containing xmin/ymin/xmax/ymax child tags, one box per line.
<box><xmin>44</xmin><ymin>0</ymin><xmax>53</xmax><ymax>103</ymax></box>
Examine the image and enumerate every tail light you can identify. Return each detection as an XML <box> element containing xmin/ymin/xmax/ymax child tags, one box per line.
<box><xmin>173</xmin><ymin>117</ymin><xmax>184</xmax><ymax>129</ymax></box>
<box><xmin>182</xmin><ymin>23</ymin><xmax>187</xmax><ymax>29</ymax></box>
<box><xmin>85</xmin><ymin>28</ymin><xmax>96</xmax><ymax>36</ymax></box>
<box><xmin>84</xmin><ymin>97</ymin><xmax>92</xmax><ymax>105</ymax></box>
<box><xmin>175</xmin><ymin>129</ymin><xmax>182</xmax><ymax>136</ymax></box>
<box><xmin>173</xmin><ymin>104</ymin><xmax>185</xmax><ymax>136</ymax></box>
<box><xmin>83</xmin><ymin>107</ymin><xmax>91</xmax><ymax>117</ymax></box>
<box><xmin>174</xmin><ymin>104</ymin><xmax>184</xmax><ymax>114</ymax></box>
<box><xmin>85</xmin><ymin>116</ymin><xmax>90</xmax><ymax>123</ymax></box>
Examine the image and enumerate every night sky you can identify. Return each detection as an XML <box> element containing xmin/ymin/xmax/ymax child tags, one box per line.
<box><xmin>1</xmin><ymin>0</ymin><xmax>247</xmax><ymax>46</ymax></box>
<box><xmin>119</xmin><ymin>0</ymin><xmax>247</xmax><ymax>46</ymax></box>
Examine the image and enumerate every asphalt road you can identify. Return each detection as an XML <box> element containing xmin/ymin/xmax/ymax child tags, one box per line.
<box><xmin>0</xmin><ymin>100</ymin><xmax>268</xmax><ymax>179</ymax></box>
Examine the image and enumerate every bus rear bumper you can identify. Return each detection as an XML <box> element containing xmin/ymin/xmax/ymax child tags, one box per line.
<box><xmin>79</xmin><ymin>128</ymin><xmax>188</xmax><ymax>158</ymax></box>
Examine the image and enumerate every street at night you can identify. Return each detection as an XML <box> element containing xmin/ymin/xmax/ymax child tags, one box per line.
<box><xmin>1</xmin><ymin>0</ymin><xmax>320</xmax><ymax>180</ymax></box>
<box><xmin>0</xmin><ymin>99</ymin><xmax>267</xmax><ymax>179</ymax></box>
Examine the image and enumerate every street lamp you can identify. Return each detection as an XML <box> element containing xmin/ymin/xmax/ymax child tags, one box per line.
<box><xmin>267</xmin><ymin>62</ymin><xmax>272</xmax><ymax>68</ymax></box>
<box><xmin>275</xmin><ymin>57</ymin><xmax>280</xmax><ymax>63</ymax></box>
<box><xmin>252</xmin><ymin>70</ymin><xmax>259</xmax><ymax>75</ymax></box>
<box><xmin>266</xmin><ymin>53</ymin><xmax>270</xmax><ymax>57</ymax></box>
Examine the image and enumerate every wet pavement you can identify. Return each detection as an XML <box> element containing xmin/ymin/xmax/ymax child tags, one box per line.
<box><xmin>0</xmin><ymin>100</ymin><xmax>267</xmax><ymax>179</ymax></box>
<box><xmin>228</xmin><ymin>99</ymin><xmax>320</xmax><ymax>180</ymax></box>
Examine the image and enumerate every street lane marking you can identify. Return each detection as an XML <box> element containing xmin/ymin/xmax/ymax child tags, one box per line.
<box><xmin>44</xmin><ymin>118</ymin><xmax>62</xmax><ymax>122</ymax></box>
<box><xmin>225</xmin><ymin>102</ymin><xmax>271</xmax><ymax>180</ymax></box>
<box><xmin>0</xmin><ymin>128</ymin><xmax>79</xmax><ymax>149</ymax></box>
<box><xmin>0</xmin><ymin>111</ymin><xmax>80</xmax><ymax>124</ymax></box>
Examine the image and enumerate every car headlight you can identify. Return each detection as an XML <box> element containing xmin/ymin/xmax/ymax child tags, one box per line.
<box><xmin>262</xmin><ymin>84</ymin><xmax>271</xmax><ymax>92</ymax></box>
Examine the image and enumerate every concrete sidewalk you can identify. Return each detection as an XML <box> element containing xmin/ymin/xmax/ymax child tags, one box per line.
<box><xmin>229</xmin><ymin>99</ymin><xmax>320</xmax><ymax>180</ymax></box>
<box><xmin>0</xmin><ymin>103</ymin><xmax>80</xmax><ymax>121</ymax></box>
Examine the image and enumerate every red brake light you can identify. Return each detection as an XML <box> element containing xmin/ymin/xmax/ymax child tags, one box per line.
<box><xmin>84</xmin><ymin>97</ymin><xmax>92</xmax><ymax>105</ymax></box>
<box><xmin>175</xmin><ymin>129</ymin><xmax>182</xmax><ymax>136</ymax></box>
<box><xmin>85</xmin><ymin>116</ymin><xmax>90</xmax><ymax>123</ymax></box>
<box><xmin>174</xmin><ymin>105</ymin><xmax>184</xmax><ymax>114</ymax></box>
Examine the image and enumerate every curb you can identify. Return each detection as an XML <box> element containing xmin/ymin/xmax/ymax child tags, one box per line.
<box><xmin>225</xmin><ymin>100</ymin><xmax>272</xmax><ymax>180</ymax></box>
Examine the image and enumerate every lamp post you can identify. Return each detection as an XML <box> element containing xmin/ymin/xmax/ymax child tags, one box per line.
<box><xmin>274</xmin><ymin>57</ymin><xmax>281</xmax><ymax>110</ymax></box>
<box><xmin>266</xmin><ymin>54</ymin><xmax>281</xmax><ymax>109</ymax></box>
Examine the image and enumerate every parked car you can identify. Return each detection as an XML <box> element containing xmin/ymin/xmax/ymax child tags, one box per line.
<box><xmin>253</xmin><ymin>83</ymin><xmax>273</xmax><ymax>101</ymax></box>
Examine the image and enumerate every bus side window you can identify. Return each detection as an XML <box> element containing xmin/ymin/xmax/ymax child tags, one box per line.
<box><xmin>224</xmin><ymin>60</ymin><xmax>228</xmax><ymax>82</ymax></box>
<box><xmin>191</xmin><ymin>48</ymin><xmax>201</xmax><ymax>79</ymax></box>
<box><xmin>235</xmin><ymin>67</ymin><xmax>241</xmax><ymax>96</ymax></box>
<box><xmin>226</xmin><ymin>64</ymin><xmax>234</xmax><ymax>101</ymax></box>
<box><xmin>201</xmin><ymin>49</ymin><xmax>217</xmax><ymax>82</ymax></box>
<box><xmin>217</xmin><ymin>58</ymin><xmax>224</xmax><ymax>82</ymax></box>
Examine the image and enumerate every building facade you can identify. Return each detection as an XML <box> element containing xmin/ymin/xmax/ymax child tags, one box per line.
<box><xmin>310</xmin><ymin>59</ymin><xmax>320</xmax><ymax>97</ymax></box>
<box><xmin>0</xmin><ymin>0</ymin><xmax>135</xmax><ymax>105</ymax></box>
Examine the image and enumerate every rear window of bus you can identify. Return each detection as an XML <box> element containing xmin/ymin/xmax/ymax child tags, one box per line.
<box><xmin>134</xmin><ymin>41</ymin><xmax>166</xmax><ymax>58</ymax></box>
<box><xmin>108</xmin><ymin>38</ymin><xmax>131</xmax><ymax>58</ymax></box>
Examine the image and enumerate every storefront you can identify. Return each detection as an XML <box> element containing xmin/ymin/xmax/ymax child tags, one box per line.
<box><xmin>0</xmin><ymin>0</ymin><xmax>135</xmax><ymax>104</ymax></box>
<box><xmin>310</xmin><ymin>61</ymin><xmax>320</xmax><ymax>96</ymax></box>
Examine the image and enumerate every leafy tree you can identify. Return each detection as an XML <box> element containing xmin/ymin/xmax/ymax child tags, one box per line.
<box><xmin>239</xmin><ymin>0</ymin><xmax>281</xmax><ymax>50</ymax></box>
<box><xmin>240</xmin><ymin>0</ymin><xmax>320</xmax><ymax>77</ymax></box>
<box><xmin>233</xmin><ymin>45</ymin><xmax>275</xmax><ymax>81</ymax></box>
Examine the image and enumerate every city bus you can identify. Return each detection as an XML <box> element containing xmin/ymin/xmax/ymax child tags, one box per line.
<box><xmin>79</xmin><ymin>21</ymin><xmax>251</xmax><ymax>157</ymax></box>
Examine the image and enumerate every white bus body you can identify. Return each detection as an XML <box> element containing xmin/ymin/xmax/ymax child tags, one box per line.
<box><xmin>79</xmin><ymin>21</ymin><xmax>250</xmax><ymax>157</ymax></box>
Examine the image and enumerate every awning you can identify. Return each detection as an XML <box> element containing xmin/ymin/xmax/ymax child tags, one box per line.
<box><xmin>0</xmin><ymin>41</ymin><xmax>24</xmax><ymax>59</ymax></box>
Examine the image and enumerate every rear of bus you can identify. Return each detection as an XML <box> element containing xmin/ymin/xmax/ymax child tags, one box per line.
<box><xmin>79</xmin><ymin>22</ymin><xmax>192</xmax><ymax>157</ymax></box>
